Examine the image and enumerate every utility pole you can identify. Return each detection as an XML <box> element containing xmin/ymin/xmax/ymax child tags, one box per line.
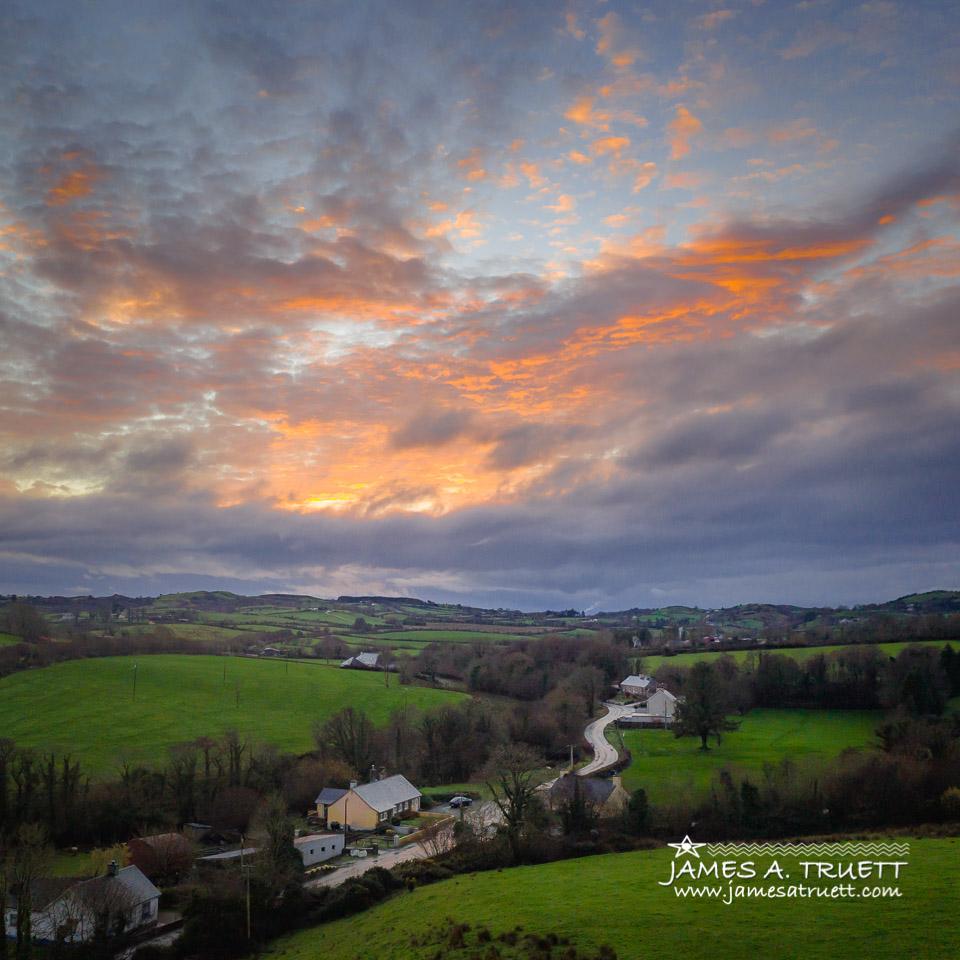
<box><xmin>240</xmin><ymin>838</ymin><xmax>251</xmax><ymax>940</ymax></box>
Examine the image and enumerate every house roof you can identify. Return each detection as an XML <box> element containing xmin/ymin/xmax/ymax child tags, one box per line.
<box><xmin>315</xmin><ymin>787</ymin><xmax>348</xmax><ymax>805</ymax></box>
<box><xmin>548</xmin><ymin>774</ymin><xmax>618</xmax><ymax>807</ymax></box>
<box><xmin>293</xmin><ymin>833</ymin><xmax>340</xmax><ymax>846</ymax></box>
<box><xmin>620</xmin><ymin>674</ymin><xmax>653</xmax><ymax>688</ymax></box>
<box><xmin>10</xmin><ymin>866</ymin><xmax>160</xmax><ymax>914</ymax></box>
<box><xmin>351</xmin><ymin>774</ymin><xmax>421</xmax><ymax>813</ymax></box>
<box><xmin>8</xmin><ymin>878</ymin><xmax>79</xmax><ymax>912</ymax></box>
<box><xmin>197</xmin><ymin>847</ymin><xmax>258</xmax><ymax>862</ymax></box>
<box><xmin>111</xmin><ymin>866</ymin><xmax>161</xmax><ymax>904</ymax></box>
<box><xmin>648</xmin><ymin>688</ymin><xmax>677</xmax><ymax>701</ymax></box>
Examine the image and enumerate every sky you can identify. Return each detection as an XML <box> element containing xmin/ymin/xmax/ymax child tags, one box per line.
<box><xmin>1</xmin><ymin>0</ymin><xmax>958</xmax><ymax>611</ymax></box>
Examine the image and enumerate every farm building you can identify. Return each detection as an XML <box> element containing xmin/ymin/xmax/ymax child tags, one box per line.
<box><xmin>126</xmin><ymin>833</ymin><xmax>195</xmax><ymax>883</ymax></box>
<box><xmin>619</xmin><ymin>674</ymin><xmax>656</xmax><ymax>697</ymax></box>
<box><xmin>317</xmin><ymin>773</ymin><xmax>421</xmax><ymax>830</ymax></box>
<box><xmin>4</xmin><ymin>863</ymin><xmax>160</xmax><ymax>944</ymax></box>
<box><xmin>294</xmin><ymin>832</ymin><xmax>344</xmax><ymax>867</ymax></box>
<box><xmin>340</xmin><ymin>652</ymin><xmax>380</xmax><ymax>669</ymax></box>
<box><xmin>544</xmin><ymin>774</ymin><xmax>629</xmax><ymax>817</ymax></box>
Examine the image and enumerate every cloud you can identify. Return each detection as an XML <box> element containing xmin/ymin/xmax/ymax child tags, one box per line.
<box><xmin>0</xmin><ymin>0</ymin><xmax>957</xmax><ymax>609</ymax></box>
<box><xmin>389</xmin><ymin>407</ymin><xmax>475</xmax><ymax>450</ymax></box>
<box><xmin>668</xmin><ymin>106</ymin><xmax>702</xmax><ymax>159</ymax></box>
<box><xmin>693</xmin><ymin>10</ymin><xmax>737</xmax><ymax>31</ymax></box>
<box><xmin>546</xmin><ymin>194</ymin><xmax>576</xmax><ymax>212</ymax></box>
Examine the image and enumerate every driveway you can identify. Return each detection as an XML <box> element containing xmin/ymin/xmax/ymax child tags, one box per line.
<box><xmin>579</xmin><ymin>701</ymin><xmax>635</xmax><ymax>776</ymax></box>
<box><xmin>304</xmin><ymin>840</ymin><xmax>433</xmax><ymax>888</ymax></box>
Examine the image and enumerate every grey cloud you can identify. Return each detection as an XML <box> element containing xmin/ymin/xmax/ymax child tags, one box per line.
<box><xmin>390</xmin><ymin>407</ymin><xmax>474</xmax><ymax>449</ymax></box>
<box><xmin>483</xmin><ymin>423</ymin><xmax>583</xmax><ymax>471</ymax></box>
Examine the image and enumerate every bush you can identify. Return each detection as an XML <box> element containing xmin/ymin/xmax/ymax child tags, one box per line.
<box><xmin>942</xmin><ymin>786</ymin><xmax>960</xmax><ymax>819</ymax></box>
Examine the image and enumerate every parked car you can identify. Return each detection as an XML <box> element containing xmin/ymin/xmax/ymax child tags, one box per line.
<box><xmin>449</xmin><ymin>796</ymin><xmax>473</xmax><ymax>808</ymax></box>
<box><xmin>328</xmin><ymin>821</ymin><xmax>341</xmax><ymax>830</ymax></box>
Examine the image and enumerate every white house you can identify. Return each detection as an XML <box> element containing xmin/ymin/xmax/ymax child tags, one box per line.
<box><xmin>640</xmin><ymin>688</ymin><xmax>679</xmax><ymax>720</ymax></box>
<box><xmin>619</xmin><ymin>674</ymin><xmax>656</xmax><ymax>698</ymax></box>
<box><xmin>294</xmin><ymin>832</ymin><xmax>344</xmax><ymax>867</ymax></box>
<box><xmin>5</xmin><ymin>864</ymin><xmax>160</xmax><ymax>944</ymax></box>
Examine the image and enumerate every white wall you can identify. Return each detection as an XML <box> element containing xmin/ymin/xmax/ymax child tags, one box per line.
<box><xmin>296</xmin><ymin>833</ymin><xmax>344</xmax><ymax>867</ymax></box>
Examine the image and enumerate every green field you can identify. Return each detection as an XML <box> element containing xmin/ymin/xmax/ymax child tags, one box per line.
<box><xmin>377</xmin><ymin>630</ymin><xmax>520</xmax><ymax>644</ymax></box>
<box><xmin>611</xmin><ymin>709</ymin><xmax>880</xmax><ymax>804</ymax></box>
<box><xmin>637</xmin><ymin>639</ymin><xmax>960</xmax><ymax>673</ymax></box>
<box><xmin>0</xmin><ymin>631</ymin><xmax>23</xmax><ymax>646</ymax></box>
<box><xmin>0</xmin><ymin>655</ymin><xmax>464</xmax><ymax>774</ymax></box>
<box><xmin>265</xmin><ymin>839</ymin><xmax>960</xmax><ymax>960</ymax></box>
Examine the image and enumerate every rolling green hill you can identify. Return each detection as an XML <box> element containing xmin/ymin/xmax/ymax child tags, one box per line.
<box><xmin>264</xmin><ymin>839</ymin><xmax>960</xmax><ymax>960</ymax></box>
<box><xmin>0</xmin><ymin>654</ymin><xmax>463</xmax><ymax>773</ymax></box>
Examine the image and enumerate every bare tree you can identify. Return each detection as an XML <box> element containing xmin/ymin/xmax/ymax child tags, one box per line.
<box><xmin>416</xmin><ymin>819</ymin><xmax>454</xmax><ymax>859</ymax></box>
<box><xmin>0</xmin><ymin>835</ymin><xmax>9</xmax><ymax>960</ymax></box>
<box><xmin>11</xmin><ymin>824</ymin><xmax>49</xmax><ymax>960</ymax></box>
<box><xmin>314</xmin><ymin>707</ymin><xmax>373</xmax><ymax>775</ymax></box>
<box><xmin>481</xmin><ymin>744</ymin><xmax>542</xmax><ymax>863</ymax></box>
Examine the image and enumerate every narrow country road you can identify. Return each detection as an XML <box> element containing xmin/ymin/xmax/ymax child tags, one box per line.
<box><xmin>578</xmin><ymin>701</ymin><xmax>635</xmax><ymax>776</ymax></box>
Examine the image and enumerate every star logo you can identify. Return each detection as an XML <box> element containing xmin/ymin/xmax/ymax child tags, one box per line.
<box><xmin>668</xmin><ymin>835</ymin><xmax>706</xmax><ymax>858</ymax></box>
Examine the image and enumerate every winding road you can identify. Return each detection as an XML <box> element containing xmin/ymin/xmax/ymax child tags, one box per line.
<box><xmin>578</xmin><ymin>701</ymin><xmax>636</xmax><ymax>776</ymax></box>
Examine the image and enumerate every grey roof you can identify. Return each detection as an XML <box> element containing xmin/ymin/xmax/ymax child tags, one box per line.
<box><xmin>293</xmin><ymin>832</ymin><xmax>340</xmax><ymax>846</ymax></box>
<box><xmin>549</xmin><ymin>774</ymin><xmax>617</xmax><ymax>807</ymax></box>
<box><xmin>8</xmin><ymin>878</ymin><xmax>78</xmax><ymax>912</ymax></box>
<box><xmin>352</xmin><ymin>774</ymin><xmax>421</xmax><ymax>813</ymax></box>
<box><xmin>113</xmin><ymin>866</ymin><xmax>161</xmax><ymax>904</ymax></box>
<box><xmin>8</xmin><ymin>867</ymin><xmax>159</xmax><ymax>914</ymax></box>
<box><xmin>620</xmin><ymin>674</ymin><xmax>653</xmax><ymax>688</ymax></box>
<box><xmin>198</xmin><ymin>846</ymin><xmax>258</xmax><ymax>862</ymax></box>
<box><xmin>316</xmin><ymin>787</ymin><xmax>347</xmax><ymax>805</ymax></box>
<box><xmin>340</xmin><ymin>652</ymin><xmax>380</xmax><ymax>668</ymax></box>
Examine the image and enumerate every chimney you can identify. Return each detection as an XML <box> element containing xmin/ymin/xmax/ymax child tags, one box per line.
<box><xmin>107</xmin><ymin>860</ymin><xmax>118</xmax><ymax>877</ymax></box>
<box><xmin>369</xmin><ymin>764</ymin><xmax>378</xmax><ymax>783</ymax></box>
<box><xmin>349</xmin><ymin>779</ymin><xmax>358</xmax><ymax>790</ymax></box>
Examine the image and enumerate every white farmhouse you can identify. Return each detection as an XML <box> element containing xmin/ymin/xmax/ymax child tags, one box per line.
<box><xmin>4</xmin><ymin>863</ymin><xmax>160</xmax><ymax>944</ymax></box>
<box><xmin>619</xmin><ymin>674</ymin><xmax>656</xmax><ymax>698</ymax></box>
<box><xmin>640</xmin><ymin>688</ymin><xmax>679</xmax><ymax>721</ymax></box>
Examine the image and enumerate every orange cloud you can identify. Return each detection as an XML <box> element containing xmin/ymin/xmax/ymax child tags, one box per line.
<box><xmin>456</xmin><ymin>149</ymin><xmax>487</xmax><ymax>181</ymax></box>
<box><xmin>634</xmin><ymin>162</ymin><xmax>657</xmax><ymax>191</ymax></box>
<box><xmin>770</xmin><ymin>119</ymin><xmax>816</xmax><ymax>143</ymax></box>
<box><xmin>569</xmin><ymin>150</ymin><xmax>592</xmax><ymax>165</ymax></box>
<box><xmin>668</xmin><ymin>107</ymin><xmax>701</xmax><ymax>159</ymax></box>
<box><xmin>596</xmin><ymin>12</ymin><xmax>641</xmax><ymax>68</ymax></box>
<box><xmin>564</xmin><ymin>96</ymin><xmax>612</xmax><ymax>130</ymax></box>
<box><xmin>46</xmin><ymin>166</ymin><xmax>100</xmax><ymax>206</ymax></box>
<box><xmin>520</xmin><ymin>162</ymin><xmax>547</xmax><ymax>188</ymax></box>
<box><xmin>694</xmin><ymin>10</ymin><xmax>736</xmax><ymax>30</ymax></box>
<box><xmin>591</xmin><ymin>136</ymin><xmax>630</xmax><ymax>157</ymax></box>
<box><xmin>546</xmin><ymin>194</ymin><xmax>575</xmax><ymax>212</ymax></box>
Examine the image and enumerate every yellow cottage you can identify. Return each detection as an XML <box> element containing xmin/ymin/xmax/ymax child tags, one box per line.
<box><xmin>317</xmin><ymin>774</ymin><xmax>422</xmax><ymax>831</ymax></box>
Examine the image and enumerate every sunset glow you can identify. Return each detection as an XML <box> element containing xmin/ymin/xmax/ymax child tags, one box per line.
<box><xmin>1</xmin><ymin>0</ymin><xmax>958</xmax><ymax>608</ymax></box>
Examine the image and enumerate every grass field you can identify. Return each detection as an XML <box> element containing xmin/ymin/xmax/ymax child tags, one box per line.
<box><xmin>377</xmin><ymin>630</ymin><xmax>520</xmax><ymax>644</ymax></box>
<box><xmin>264</xmin><ymin>839</ymin><xmax>960</xmax><ymax>960</ymax></box>
<box><xmin>610</xmin><ymin>709</ymin><xmax>880</xmax><ymax>804</ymax></box>
<box><xmin>636</xmin><ymin>639</ymin><xmax>960</xmax><ymax>673</ymax></box>
<box><xmin>0</xmin><ymin>631</ymin><xmax>23</xmax><ymax>646</ymax></box>
<box><xmin>0</xmin><ymin>655</ymin><xmax>464</xmax><ymax>774</ymax></box>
